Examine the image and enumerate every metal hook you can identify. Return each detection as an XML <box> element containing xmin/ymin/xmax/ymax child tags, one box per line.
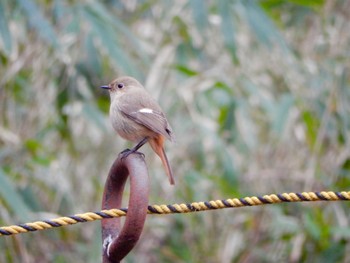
<box><xmin>101</xmin><ymin>152</ymin><xmax>149</xmax><ymax>262</ymax></box>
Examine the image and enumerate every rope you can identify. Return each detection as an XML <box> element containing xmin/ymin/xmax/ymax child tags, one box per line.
<box><xmin>1</xmin><ymin>190</ymin><xmax>349</xmax><ymax>236</ymax></box>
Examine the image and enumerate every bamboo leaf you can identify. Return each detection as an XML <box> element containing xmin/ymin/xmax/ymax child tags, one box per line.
<box><xmin>86</xmin><ymin>2</ymin><xmax>149</xmax><ymax>67</ymax></box>
<box><xmin>173</xmin><ymin>64</ymin><xmax>198</xmax><ymax>76</ymax></box>
<box><xmin>290</xmin><ymin>0</ymin><xmax>325</xmax><ymax>8</ymax></box>
<box><xmin>218</xmin><ymin>1</ymin><xmax>237</xmax><ymax>61</ymax></box>
<box><xmin>0</xmin><ymin>0</ymin><xmax>12</xmax><ymax>54</ymax></box>
<box><xmin>272</xmin><ymin>94</ymin><xmax>294</xmax><ymax>135</ymax></box>
<box><xmin>82</xmin><ymin>102</ymin><xmax>107</xmax><ymax>131</ymax></box>
<box><xmin>83</xmin><ymin>6</ymin><xmax>142</xmax><ymax>78</ymax></box>
<box><xmin>0</xmin><ymin>169</ymin><xmax>31</xmax><ymax>221</ymax></box>
<box><xmin>244</xmin><ymin>0</ymin><xmax>287</xmax><ymax>50</ymax></box>
<box><xmin>190</xmin><ymin>0</ymin><xmax>208</xmax><ymax>32</ymax></box>
<box><xmin>16</xmin><ymin>0</ymin><xmax>59</xmax><ymax>47</ymax></box>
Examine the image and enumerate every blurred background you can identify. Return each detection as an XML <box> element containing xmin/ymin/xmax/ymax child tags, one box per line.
<box><xmin>0</xmin><ymin>0</ymin><xmax>350</xmax><ymax>262</ymax></box>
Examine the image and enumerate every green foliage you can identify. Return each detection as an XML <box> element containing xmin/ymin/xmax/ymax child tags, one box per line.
<box><xmin>0</xmin><ymin>1</ymin><xmax>12</xmax><ymax>55</ymax></box>
<box><xmin>0</xmin><ymin>169</ymin><xmax>31</xmax><ymax>221</ymax></box>
<box><xmin>0</xmin><ymin>0</ymin><xmax>350</xmax><ymax>262</ymax></box>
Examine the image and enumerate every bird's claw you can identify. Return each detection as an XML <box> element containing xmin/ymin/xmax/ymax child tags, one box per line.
<box><xmin>121</xmin><ymin>148</ymin><xmax>131</xmax><ymax>154</ymax></box>
<box><xmin>138</xmin><ymin>152</ymin><xmax>145</xmax><ymax>158</ymax></box>
<box><xmin>120</xmin><ymin>149</ymin><xmax>145</xmax><ymax>159</ymax></box>
<box><xmin>120</xmin><ymin>149</ymin><xmax>132</xmax><ymax>159</ymax></box>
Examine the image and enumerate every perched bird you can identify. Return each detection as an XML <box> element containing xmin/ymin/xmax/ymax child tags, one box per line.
<box><xmin>100</xmin><ymin>76</ymin><xmax>175</xmax><ymax>185</ymax></box>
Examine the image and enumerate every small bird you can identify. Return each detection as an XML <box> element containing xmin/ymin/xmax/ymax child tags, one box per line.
<box><xmin>100</xmin><ymin>76</ymin><xmax>175</xmax><ymax>185</ymax></box>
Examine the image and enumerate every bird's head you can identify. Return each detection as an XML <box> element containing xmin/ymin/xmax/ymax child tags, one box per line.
<box><xmin>100</xmin><ymin>76</ymin><xmax>142</xmax><ymax>95</ymax></box>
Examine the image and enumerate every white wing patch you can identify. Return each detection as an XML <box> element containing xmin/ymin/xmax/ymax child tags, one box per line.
<box><xmin>138</xmin><ymin>108</ymin><xmax>154</xmax><ymax>114</ymax></box>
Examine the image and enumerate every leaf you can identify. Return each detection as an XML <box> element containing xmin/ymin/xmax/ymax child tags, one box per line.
<box><xmin>84</xmin><ymin>33</ymin><xmax>101</xmax><ymax>75</ymax></box>
<box><xmin>290</xmin><ymin>0</ymin><xmax>325</xmax><ymax>8</ymax></box>
<box><xmin>173</xmin><ymin>64</ymin><xmax>198</xmax><ymax>76</ymax></box>
<box><xmin>302</xmin><ymin>110</ymin><xmax>320</xmax><ymax>149</ymax></box>
<box><xmin>243</xmin><ymin>0</ymin><xmax>287</xmax><ymax>50</ymax></box>
<box><xmin>82</xmin><ymin>102</ymin><xmax>107</xmax><ymax>131</ymax></box>
<box><xmin>0</xmin><ymin>0</ymin><xmax>12</xmax><ymax>54</ymax></box>
<box><xmin>320</xmin><ymin>242</ymin><xmax>346</xmax><ymax>263</ymax></box>
<box><xmin>85</xmin><ymin>2</ymin><xmax>149</xmax><ymax>69</ymax></box>
<box><xmin>175</xmin><ymin>43</ymin><xmax>191</xmax><ymax>65</ymax></box>
<box><xmin>236</xmin><ymin>100</ymin><xmax>258</xmax><ymax>149</ymax></box>
<box><xmin>24</xmin><ymin>139</ymin><xmax>42</xmax><ymax>154</ymax></box>
<box><xmin>173</xmin><ymin>15</ymin><xmax>191</xmax><ymax>42</ymax></box>
<box><xmin>303</xmin><ymin>212</ymin><xmax>322</xmax><ymax>240</ymax></box>
<box><xmin>190</xmin><ymin>0</ymin><xmax>208</xmax><ymax>32</ymax></box>
<box><xmin>218</xmin><ymin>1</ymin><xmax>237</xmax><ymax>61</ymax></box>
<box><xmin>16</xmin><ymin>0</ymin><xmax>59</xmax><ymax>47</ymax></box>
<box><xmin>269</xmin><ymin>94</ymin><xmax>294</xmax><ymax>136</ymax></box>
<box><xmin>218</xmin><ymin>101</ymin><xmax>236</xmax><ymax>137</ymax></box>
<box><xmin>82</xmin><ymin>6</ymin><xmax>142</xmax><ymax>78</ymax></box>
<box><xmin>0</xmin><ymin>169</ymin><xmax>31</xmax><ymax>221</ymax></box>
<box><xmin>52</xmin><ymin>0</ymin><xmax>67</xmax><ymax>22</ymax></box>
<box><xmin>219</xmin><ymin>146</ymin><xmax>238</xmax><ymax>188</ymax></box>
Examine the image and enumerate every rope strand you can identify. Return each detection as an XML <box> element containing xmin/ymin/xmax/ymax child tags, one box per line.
<box><xmin>1</xmin><ymin>190</ymin><xmax>349</xmax><ymax>236</ymax></box>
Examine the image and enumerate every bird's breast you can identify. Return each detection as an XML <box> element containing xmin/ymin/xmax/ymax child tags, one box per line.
<box><xmin>109</xmin><ymin>99</ymin><xmax>153</xmax><ymax>142</ymax></box>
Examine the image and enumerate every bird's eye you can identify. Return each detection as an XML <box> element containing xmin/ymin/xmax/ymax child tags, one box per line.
<box><xmin>117</xmin><ymin>83</ymin><xmax>124</xmax><ymax>89</ymax></box>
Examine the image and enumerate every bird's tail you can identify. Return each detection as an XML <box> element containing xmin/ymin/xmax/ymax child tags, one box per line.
<box><xmin>149</xmin><ymin>136</ymin><xmax>175</xmax><ymax>185</ymax></box>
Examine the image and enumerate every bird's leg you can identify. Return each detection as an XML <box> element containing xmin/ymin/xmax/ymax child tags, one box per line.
<box><xmin>132</xmin><ymin>137</ymin><xmax>149</xmax><ymax>152</ymax></box>
<box><xmin>120</xmin><ymin>137</ymin><xmax>149</xmax><ymax>159</ymax></box>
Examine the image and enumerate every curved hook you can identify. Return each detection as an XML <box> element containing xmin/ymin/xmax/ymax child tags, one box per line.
<box><xmin>101</xmin><ymin>152</ymin><xmax>149</xmax><ymax>262</ymax></box>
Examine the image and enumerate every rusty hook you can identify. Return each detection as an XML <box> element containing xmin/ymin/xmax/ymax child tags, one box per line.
<box><xmin>101</xmin><ymin>152</ymin><xmax>149</xmax><ymax>262</ymax></box>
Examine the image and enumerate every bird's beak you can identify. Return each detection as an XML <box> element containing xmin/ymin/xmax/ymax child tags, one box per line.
<box><xmin>100</xmin><ymin>85</ymin><xmax>111</xmax><ymax>90</ymax></box>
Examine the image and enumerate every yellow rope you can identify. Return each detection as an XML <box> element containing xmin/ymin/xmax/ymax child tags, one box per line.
<box><xmin>1</xmin><ymin>190</ymin><xmax>349</xmax><ymax>236</ymax></box>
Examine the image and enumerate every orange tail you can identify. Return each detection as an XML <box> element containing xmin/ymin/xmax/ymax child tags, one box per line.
<box><xmin>149</xmin><ymin>136</ymin><xmax>175</xmax><ymax>185</ymax></box>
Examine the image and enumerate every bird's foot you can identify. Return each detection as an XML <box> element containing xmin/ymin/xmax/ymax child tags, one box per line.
<box><xmin>120</xmin><ymin>148</ymin><xmax>145</xmax><ymax>159</ymax></box>
<box><xmin>120</xmin><ymin>148</ymin><xmax>132</xmax><ymax>159</ymax></box>
<box><xmin>120</xmin><ymin>148</ymin><xmax>131</xmax><ymax>155</ymax></box>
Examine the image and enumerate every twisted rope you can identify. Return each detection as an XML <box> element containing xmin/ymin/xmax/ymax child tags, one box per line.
<box><xmin>1</xmin><ymin>190</ymin><xmax>349</xmax><ymax>236</ymax></box>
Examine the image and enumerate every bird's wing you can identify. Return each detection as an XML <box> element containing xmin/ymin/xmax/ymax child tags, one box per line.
<box><xmin>119</xmin><ymin>94</ymin><xmax>174</xmax><ymax>141</ymax></box>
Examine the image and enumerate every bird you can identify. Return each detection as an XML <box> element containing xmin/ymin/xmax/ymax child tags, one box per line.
<box><xmin>100</xmin><ymin>76</ymin><xmax>175</xmax><ymax>185</ymax></box>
